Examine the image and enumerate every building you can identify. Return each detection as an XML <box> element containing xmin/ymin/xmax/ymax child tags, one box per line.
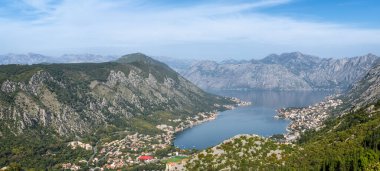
<box><xmin>138</xmin><ymin>155</ymin><xmax>154</xmax><ymax>162</ymax></box>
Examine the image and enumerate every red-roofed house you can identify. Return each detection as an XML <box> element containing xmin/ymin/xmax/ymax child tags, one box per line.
<box><xmin>138</xmin><ymin>155</ymin><xmax>154</xmax><ymax>162</ymax></box>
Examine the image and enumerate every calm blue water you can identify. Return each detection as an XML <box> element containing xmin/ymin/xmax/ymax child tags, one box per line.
<box><xmin>174</xmin><ymin>90</ymin><xmax>333</xmax><ymax>150</ymax></box>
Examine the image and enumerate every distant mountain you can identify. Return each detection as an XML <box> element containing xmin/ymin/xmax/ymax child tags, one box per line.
<box><xmin>58</xmin><ymin>54</ymin><xmax>118</xmax><ymax>63</ymax></box>
<box><xmin>0</xmin><ymin>53</ymin><xmax>194</xmax><ymax>74</ymax></box>
<box><xmin>152</xmin><ymin>56</ymin><xmax>195</xmax><ymax>73</ymax></box>
<box><xmin>259</xmin><ymin>52</ymin><xmax>321</xmax><ymax>74</ymax></box>
<box><xmin>183</xmin><ymin>60</ymin><xmax>312</xmax><ymax>90</ymax></box>
<box><xmin>182</xmin><ymin>52</ymin><xmax>379</xmax><ymax>91</ymax></box>
<box><xmin>0</xmin><ymin>53</ymin><xmax>52</xmax><ymax>65</ymax></box>
<box><xmin>0</xmin><ymin>53</ymin><xmax>118</xmax><ymax>65</ymax></box>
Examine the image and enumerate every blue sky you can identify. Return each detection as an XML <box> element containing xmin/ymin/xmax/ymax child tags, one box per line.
<box><xmin>0</xmin><ymin>0</ymin><xmax>379</xmax><ymax>60</ymax></box>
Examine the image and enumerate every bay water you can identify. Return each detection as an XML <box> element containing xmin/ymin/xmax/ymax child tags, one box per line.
<box><xmin>174</xmin><ymin>90</ymin><xmax>333</xmax><ymax>149</ymax></box>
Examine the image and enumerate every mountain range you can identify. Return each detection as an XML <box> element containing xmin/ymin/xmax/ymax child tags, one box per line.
<box><xmin>0</xmin><ymin>53</ymin><xmax>193</xmax><ymax>71</ymax></box>
<box><xmin>182</xmin><ymin>52</ymin><xmax>379</xmax><ymax>91</ymax></box>
<box><xmin>0</xmin><ymin>53</ymin><xmax>120</xmax><ymax>65</ymax></box>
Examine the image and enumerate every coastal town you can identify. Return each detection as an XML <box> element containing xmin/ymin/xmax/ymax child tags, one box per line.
<box><xmin>62</xmin><ymin>98</ymin><xmax>251</xmax><ymax>170</ymax></box>
<box><xmin>276</xmin><ymin>96</ymin><xmax>343</xmax><ymax>142</ymax></box>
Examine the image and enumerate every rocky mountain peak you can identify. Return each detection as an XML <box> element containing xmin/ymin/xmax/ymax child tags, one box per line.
<box><xmin>182</xmin><ymin>52</ymin><xmax>379</xmax><ymax>91</ymax></box>
<box><xmin>260</xmin><ymin>51</ymin><xmax>321</xmax><ymax>65</ymax></box>
<box><xmin>366</xmin><ymin>53</ymin><xmax>377</xmax><ymax>57</ymax></box>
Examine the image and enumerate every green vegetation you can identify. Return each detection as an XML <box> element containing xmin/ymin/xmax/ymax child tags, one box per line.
<box><xmin>187</xmin><ymin>102</ymin><xmax>380</xmax><ymax>170</ymax></box>
<box><xmin>126</xmin><ymin>163</ymin><xmax>166</xmax><ymax>171</ymax></box>
<box><xmin>186</xmin><ymin>135</ymin><xmax>296</xmax><ymax>170</ymax></box>
<box><xmin>0</xmin><ymin>53</ymin><xmax>236</xmax><ymax>169</ymax></box>
<box><xmin>285</xmin><ymin>104</ymin><xmax>380</xmax><ymax>170</ymax></box>
<box><xmin>127</xmin><ymin>117</ymin><xmax>162</xmax><ymax>135</ymax></box>
<box><xmin>0</xmin><ymin>128</ymin><xmax>92</xmax><ymax>170</ymax></box>
<box><xmin>162</xmin><ymin>156</ymin><xmax>188</xmax><ymax>163</ymax></box>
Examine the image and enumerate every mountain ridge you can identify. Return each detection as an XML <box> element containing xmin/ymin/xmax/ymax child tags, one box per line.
<box><xmin>182</xmin><ymin>52</ymin><xmax>379</xmax><ymax>91</ymax></box>
<box><xmin>0</xmin><ymin>53</ymin><xmax>234</xmax><ymax>137</ymax></box>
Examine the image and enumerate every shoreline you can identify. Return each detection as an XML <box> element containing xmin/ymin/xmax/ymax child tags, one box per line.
<box><xmin>169</xmin><ymin>98</ymin><xmax>252</xmax><ymax>148</ymax></box>
<box><xmin>75</xmin><ymin>98</ymin><xmax>251</xmax><ymax>170</ymax></box>
<box><xmin>275</xmin><ymin>95</ymin><xmax>342</xmax><ymax>142</ymax></box>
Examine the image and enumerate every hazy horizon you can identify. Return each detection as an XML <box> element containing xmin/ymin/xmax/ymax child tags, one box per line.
<box><xmin>0</xmin><ymin>0</ymin><xmax>380</xmax><ymax>60</ymax></box>
<box><xmin>0</xmin><ymin>51</ymin><xmax>378</xmax><ymax>62</ymax></box>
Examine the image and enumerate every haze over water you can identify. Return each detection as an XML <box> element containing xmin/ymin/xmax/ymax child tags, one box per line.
<box><xmin>174</xmin><ymin>90</ymin><xmax>333</xmax><ymax>150</ymax></box>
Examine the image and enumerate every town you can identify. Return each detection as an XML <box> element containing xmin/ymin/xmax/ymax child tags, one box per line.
<box><xmin>62</xmin><ymin>99</ymin><xmax>251</xmax><ymax>170</ymax></box>
<box><xmin>276</xmin><ymin>97</ymin><xmax>343</xmax><ymax>142</ymax></box>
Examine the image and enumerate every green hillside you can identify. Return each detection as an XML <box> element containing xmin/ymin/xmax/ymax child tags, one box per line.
<box><xmin>0</xmin><ymin>53</ymin><xmax>235</xmax><ymax>169</ymax></box>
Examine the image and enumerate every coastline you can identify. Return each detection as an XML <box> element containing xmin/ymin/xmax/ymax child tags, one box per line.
<box><xmin>70</xmin><ymin>97</ymin><xmax>251</xmax><ymax>170</ymax></box>
<box><xmin>275</xmin><ymin>95</ymin><xmax>342</xmax><ymax>142</ymax></box>
<box><xmin>168</xmin><ymin>97</ymin><xmax>252</xmax><ymax>147</ymax></box>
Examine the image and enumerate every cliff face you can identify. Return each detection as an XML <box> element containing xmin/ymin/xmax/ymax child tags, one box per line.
<box><xmin>182</xmin><ymin>52</ymin><xmax>379</xmax><ymax>91</ymax></box>
<box><xmin>0</xmin><ymin>53</ymin><xmax>232</xmax><ymax>137</ymax></box>
<box><xmin>342</xmin><ymin>61</ymin><xmax>380</xmax><ymax>110</ymax></box>
<box><xmin>184</xmin><ymin>60</ymin><xmax>311</xmax><ymax>90</ymax></box>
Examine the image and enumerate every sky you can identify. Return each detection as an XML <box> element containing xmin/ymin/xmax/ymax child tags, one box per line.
<box><xmin>0</xmin><ymin>0</ymin><xmax>379</xmax><ymax>60</ymax></box>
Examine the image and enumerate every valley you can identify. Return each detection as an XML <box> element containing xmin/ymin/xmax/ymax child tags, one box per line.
<box><xmin>1</xmin><ymin>1</ymin><xmax>380</xmax><ymax>170</ymax></box>
<box><xmin>1</xmin><ymin>52</ymin><xmax>380</xmax><ymax>170</ymax></box>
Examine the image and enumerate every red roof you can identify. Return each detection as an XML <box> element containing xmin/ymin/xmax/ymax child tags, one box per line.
<box><xmin>138</xmin><ymin>155</ymin><xmax>154</xmax><ymax>160</ymax></box>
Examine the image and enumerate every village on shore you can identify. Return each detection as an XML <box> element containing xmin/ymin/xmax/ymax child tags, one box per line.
<box><xmin>62</xmin><ymin>98</ymin><xmax>251</xmax><ymax>170</ymax></box>
<box><xmin>61</xmin><ymin>93</ymin><xmax>347</xmax><ymax>170</ymax></box>
<box><xmin>275</xmin><ymin>96</ymin><xmax>343</xmax><ymax>142</ymax></box>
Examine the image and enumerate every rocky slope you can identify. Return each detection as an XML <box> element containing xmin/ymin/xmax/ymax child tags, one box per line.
<box><xmin>186</xmin><ymin>134</ymin><xmax>296</xmax><ymax>170</ymax></box>
<box><xmin>0</xmin><ymin>53</ymin><xmax>233</xmax><ymax>137</ymax></box>
<box><xmin>182</xmin><ymin>52</ymin><xmax>379</xmax><ymax>91</ymax></box>
<box><xmin>341</xmin><ymin>60</ymin><xmax>380</xmax><ymax>111</ymax></box>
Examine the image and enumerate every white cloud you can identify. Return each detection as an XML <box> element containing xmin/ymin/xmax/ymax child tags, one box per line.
<box><xmin>0</xmin><ymin>0</ymin><xmax>379</xmax><ymax>59</ymax></box>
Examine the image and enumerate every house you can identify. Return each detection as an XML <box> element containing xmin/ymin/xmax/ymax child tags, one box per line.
<box><xmin>138</xmin><ymin>155</ymin><xmax>154</xmax><ymax>162</ymax></box>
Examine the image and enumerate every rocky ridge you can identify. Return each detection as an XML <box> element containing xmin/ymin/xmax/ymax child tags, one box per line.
<box><xmin>0</xmin><ymin>53</ymin><xmax>234</xmax><ymax>137</ymax></box>
<box><xmin>182</xmin><ymin>52</ymin><xmax>379</xmax><ymax>91</ymax></box>
<box><xmin>343</xmin><ymin>62</ymin><xmax>380</xmax><ymax>110</ymax></box>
